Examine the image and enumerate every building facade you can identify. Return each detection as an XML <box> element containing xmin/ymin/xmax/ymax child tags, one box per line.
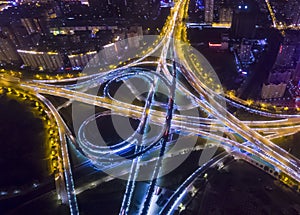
<box><xmin>18</xmin><ymin>49</ymin><xmax>64</xmax><ymax>71</ymax></box>
<box><xmin>219</xmin><ymin>6</ymin><xmax>233</xmax><ymax>25</ymax></box>
<box><xmin>238</xmin><ymin>40</ymin><xmax>252</xmax><ymax>62</ymax></box>
<box><xmin>0</xmin><ymin>35</ymin><xmax>22</xmax><ymax>66</ymax></box>
<box><xmin>230</xmin><ymin>3</ymin><xmax>257</xmax><ymax>39</ymax></box>
<box><xmin>204</xmin><ymin>0</ymin><xmax>214</xmax><ymax>23</ymax></box>
<box><xmin>261</xmin><ymin>83</ymin><xmax>287</xmax><ymax>99</ymax></box>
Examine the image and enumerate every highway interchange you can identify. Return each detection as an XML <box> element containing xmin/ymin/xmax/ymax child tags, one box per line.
<box><xmin>2</xmin><ymin>0</ymin><xmax>300</xmax><ymax>214</ymax></box>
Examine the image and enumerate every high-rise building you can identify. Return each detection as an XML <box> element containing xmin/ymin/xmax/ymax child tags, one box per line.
<box><xmin>274</xmin><ymin>31</ymin><xmax>300</xmax><ymax>68</ymax></box>
<box><xmin>103</xmin><ymin>43</ymin><xmax>119</xmax><ymax>61</ymax></box>
<box><xmin>122</xmin><ymin>0</ymin><xmax>160</xmax><ymax>20</ymax></box>
<box><xmin>275</xmin><ymin>44</ymin><xmax>296</xmax><ymax>68</ymax></box>
<box><xmin>126</xmin><ymin>26</ymin><xmax>143</xmax><ymax>48</ymax></box>
<box><xmin>88</xmin><ymin>0</ymin><xmax>126</xmax><ymax>18</ymax></box>
<box><xmin>274</xmin><ymin>0</ymin><xmax>300</xmax><ymax>26</ymax></box>
<box><xmin>204</xmin><ymin>0</ymin><xmax>214</xmax><ymax>23</ymax></box>
<box><xmin>267</xmin><ymin>69</ymin><xmax>292</xmax><ymax>84</ymax></box>
<box><xmin>21</xmin><ymin>17</ymin><xmax>48</xmax><ymax>35</ymax></box>
<box><xmin>261</xmin><ymin>83</ymin><xmax>287</xmax><ymax>99</ymax></box>
<box><xmin>219</xmin><ymin>6</ymin><xmax>232</xmax><ymax>24</ymax></box>
<box><xmin>261</xmin><ymin>30</ymin><xmax>300</xmax><ymax>99</ymax></box>
<box><xmin>0</xmin><ymin>34</ymin><xmax>22</xmax><ymax>65</ymax></box>
<box><xmin>230</xmin><ymin>2</ymin><xmax>258</xmax><ymax>39</ymax></box>
<box><xmin>52</xmin><ymin>0</ymin><xmax>82</xmax><ymax>17</ymax></box>
<box><xmin>89</xmin><ymin>0</ymin><xmax>160</xmax><ymax>19</ymax></box>
<box><xmin>17</xmin><ymin>49</ymin><xmax>64</xmax><ymax>71</ymax></box>
<box><xmin>2</xmin><ymin>21</ymin><xmax>33</xmax><ymax>48</ymax></box>
<box><xmin>238</xmin><ymin>40</ymin><xmax>252</xmax><ymax>62</ymax></box>
<box><xmin>68</xmin><ymin>50</ymin><xmax>97</xmax><ymax>68</ymax></box>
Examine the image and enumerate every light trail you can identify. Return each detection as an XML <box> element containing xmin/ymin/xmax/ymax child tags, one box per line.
<box><xmin>265</xmin><ymin>0</ymin><xmax>277</xmax><ymax>28</ymax></box>
<box><xmin>21</xmin><ymin>69</ymin><xmax>300</xmax><ymax>181</ymax></box>
<box><xmin>3</xmin><ymin>0</ymin><xmax>300</xmax><ymax>214</ymax></box>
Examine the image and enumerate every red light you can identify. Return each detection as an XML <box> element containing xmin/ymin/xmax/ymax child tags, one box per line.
<box><xmin>209</xmin><ymin>42</ymin><xmax>222</xmax><ymax>47</ymax></box>
<box><xmin>279</xmin><ymin>45</ymin><xmax>283</xmax><ymax>54</ymax></box>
